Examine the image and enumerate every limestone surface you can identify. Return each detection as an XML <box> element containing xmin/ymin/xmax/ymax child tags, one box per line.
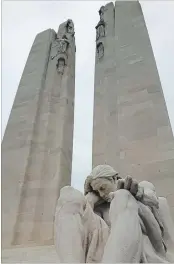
<box><xmin>92</xmin><ymin>1</ymin><xmax>174</xmax><ymax>219</ymax></box>
<box><xmin>55</xmin><ymin>165</ymin><xmax>174</xmax><ymax>262</ymax></box>
<box><xmin>2</xmin><ymin>19</ymin><xmax>76</xmax><ymax>252</ymax></box>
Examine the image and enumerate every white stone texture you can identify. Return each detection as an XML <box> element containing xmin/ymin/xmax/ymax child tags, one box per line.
<box><xmin>2</xmin><ymin>20</ymin><xmax>75</xmax><ymax>252</ymax></box>
<box><xmin>92</xmin><ymin>1</ymin><xmax>174</xmax><ymax>219</ymax></box>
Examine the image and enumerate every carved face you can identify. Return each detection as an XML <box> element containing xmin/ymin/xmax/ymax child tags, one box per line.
<box><xmin>90</xmin><ymin>177</ymin><xmax>116</xmax><ymax>201</ymax></box>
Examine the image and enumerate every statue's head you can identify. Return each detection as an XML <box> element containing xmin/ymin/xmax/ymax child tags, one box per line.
<box><xmin>66</xmin><ymin>19</ymin><xmax>74</xmax><ymax>34</ymax></box>
<box><xmin>84</xmin><ymin>165</ymin><xmax>121</xmax><ymax>201</ymax></box>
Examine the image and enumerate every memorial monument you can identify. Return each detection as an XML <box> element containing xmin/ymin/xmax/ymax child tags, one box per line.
<box><xmin>55</xmin><ymin>164</ymin><xmax>174</xmax><ymax>262</ymax></box>
<box><xmin>93</xmin><ymin>1</ymin><xmax>174</xmax><ymax>220</ymax></box>
<box><xmin>2</xmin><ymin>1</ymin><xmax>174</xmax><ymax>263</ymax></box>
<box><xmin>2</xmin><ymin>20</ymin><xmax>76</xmax><ymax>261</ymax></box>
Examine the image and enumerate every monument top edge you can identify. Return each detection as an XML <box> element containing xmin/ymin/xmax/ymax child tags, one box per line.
<box><xmin>57</xmin><ymin>19</ymin><xmax>75</xmax><ymax>37</ymax></box>
<box><xmin>115</xmin><ymin>0</ymin><xmax>141</xmax><ymax>8</ymax></box>
<box><xmin>101</xmin><ymin>1</ymin><xmax>114</xmax><ymax>10</ymax></box>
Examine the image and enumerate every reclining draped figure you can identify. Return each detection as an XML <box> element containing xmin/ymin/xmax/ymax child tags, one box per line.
<box><xmin>54</xmin><ymin>165</ymin><xmax>174</xmax><ymax>263</ymax></box>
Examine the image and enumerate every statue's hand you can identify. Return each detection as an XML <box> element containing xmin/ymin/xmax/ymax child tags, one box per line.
<box><xmin>137</xmin><ymin>181</ymin><xmax>159</xmax><ymax>208</ymax></box>
<box><xmin>107</xmin><ymin>192</ymin><xmax>115</xmax><ymax>202</ymax></box>
<box><xmin>85</xmin><ymin>192</ymin><xmax>100</xmax><ymax>209</ymax></box>
<box><xmin>117</xmin><ymin>175</ymin><xmax>139</xmax><ymax>196</ymax></box>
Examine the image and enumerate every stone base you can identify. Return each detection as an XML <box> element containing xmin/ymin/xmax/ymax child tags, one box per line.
<box><xmin>2</xmin><ymin>245</ymin><xmax>59</xmax><ymax>263</ymax></box>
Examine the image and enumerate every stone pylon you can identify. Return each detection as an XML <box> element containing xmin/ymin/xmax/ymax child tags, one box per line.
<box><xmin>2</xmin><ymin>19</ymin><xmax>76</xmax><ymax>255</ymax></box>
<box><xmin>92</xmin><ymin>1</ymin><xmax>174</xmax><ymax>218</ymax></box>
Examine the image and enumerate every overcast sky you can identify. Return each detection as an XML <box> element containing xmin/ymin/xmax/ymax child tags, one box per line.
<box><xmin>2</xmin><ymin>1</ymin><xmax>174</xmax><ymax>192</ymax></box>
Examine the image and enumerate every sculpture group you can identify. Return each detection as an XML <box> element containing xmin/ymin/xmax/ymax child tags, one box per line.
<box><xmin>51</xmin><ymin>19</ymin><xmax>75</xmax><ymax>74</ymax></box>
<box><xmin>54</xmin><ymin>165</ymin><xmax>174</xmax><ymax>263</ymax></box>
<box><xmin>2</xmin><ymin>1</ymin><xmax>174</xmax><ymax>262</ymax></box>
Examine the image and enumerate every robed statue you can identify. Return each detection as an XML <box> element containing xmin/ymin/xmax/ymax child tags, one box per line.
<box><xmin>54</xmin><ymin>165</ymin><xmax>174</xmax><ymax>263</ymax></box>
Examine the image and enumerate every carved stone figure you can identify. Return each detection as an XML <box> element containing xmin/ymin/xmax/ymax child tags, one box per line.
<box><xmin>57</xmin><ymin>58</ymin><xmax>65</xmax><ymax>74</ymax></box>
<box><xmin>57</xmin><ymin>38</ymin><xmax>69</xmax><ymax>53</ymax></box>
<box><xmin>51</xmin><ymin>19</ymin><xmax>75</xmax><ymax>64</ymax></box>
<box><xmin>97</xmin><ymin>42</ymin><xmax>104</xmax><ymax>59</ymax></box>
<box><xmin>96</xmin><ymin>6</ymin><xmax>105</xmax><ymax>40</ymax></box>
<box><xmin>96</xmin><ymin>21</ymin><xmax>105</xmax><ymax>40</ymax></box>
<box><xmin>66</xmin><ymin>19</ymin><xmax>74</xmax><ymax>35</ymax></box>
<box><xmin>99</xmin><ymin>6</ymin><xmax>105</xmax><ymax>21</ymax></box>
<box><xmin>55</xmin><ymin>164</ymin><xmax>174</xmax><ymax>263</ymax></box>
<box><xmin>51</xmin><ymin>37</ymin><xmax>69</xmax><ymax>60</ymax></box>
<box><xmin>51</xmin><ymin>19</ymin><xmax>74</xmax><ymax>62</ymax></box>
<box><xmin>57</xmin><ymin>19</ymin><xmax>75</xmax><ymax>41</ymax></box>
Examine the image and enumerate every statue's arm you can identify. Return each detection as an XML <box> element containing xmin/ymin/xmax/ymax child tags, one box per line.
<box><xmin>115</xmin><ymin>177</ymin><xmax>159</xmax><ymax>208</ymax></box>
<box><xmin>136</xmin><ymin>181</ymin><xmax>159</xmax><ymax>208</ymax></box>
<box><xmin>85</xmin><ymin>192</ymin><xmax>104</xmax><ymax>209</ymax></box>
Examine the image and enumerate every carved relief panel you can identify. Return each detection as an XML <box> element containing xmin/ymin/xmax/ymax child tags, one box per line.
<box><xmin>51</xmin><ymin>37</ymin><xmax>69</xmax><ymax>60</ymax></box>
<box><xmin>51</xmin><ymin>19</ymin><xmax>75</xmax><ymax>74</ymax></box>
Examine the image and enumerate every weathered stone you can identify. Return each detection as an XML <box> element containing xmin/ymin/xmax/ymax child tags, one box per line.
<box><xmin>92</xmin><ymin>1</ymin><xmax>174</xmax><ymax>219</ymax></box>
<box><xmin>2</xmin><ymin>19</ymin><xmax>75</xmax><ymax>253</ymax></box>
<box><xmin>55</xmin><ymin>165</ymin><xmax>174</xmax><ymax>262</ymax></box>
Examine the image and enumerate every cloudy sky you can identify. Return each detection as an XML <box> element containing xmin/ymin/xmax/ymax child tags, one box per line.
<box><xmin>2</xmin><ymin>1</ymin><xmax>174</xmax><ymax>192</ymax></box>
